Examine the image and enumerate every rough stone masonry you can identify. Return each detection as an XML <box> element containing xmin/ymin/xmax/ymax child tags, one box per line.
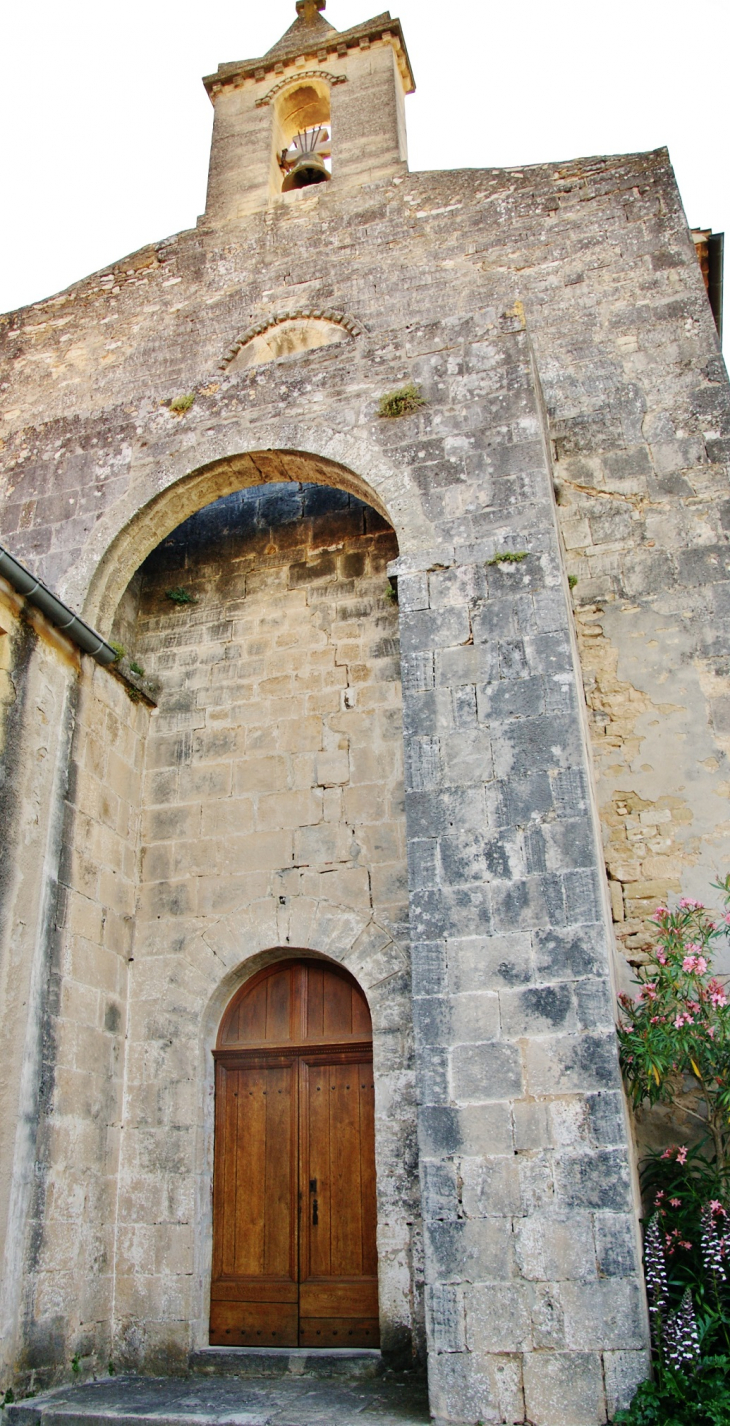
<box><xmin>1</xmin><ymin>1</ymin><xmax>729</xmax><ymax>1423</ymax></box>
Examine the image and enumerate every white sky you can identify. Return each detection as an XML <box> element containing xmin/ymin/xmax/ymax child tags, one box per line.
<box><xmin>1</xmin><ymin>0</ymin><xmax>728</xmax><ymax>322</ymax></box>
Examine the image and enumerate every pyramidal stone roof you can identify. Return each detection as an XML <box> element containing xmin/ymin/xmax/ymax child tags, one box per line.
<box><xmin>203</xmin><ymin>2</ymin><xmax>414</xmax><ymax>96</ymax></box>
<box><xmin>264</xmin><ymin>1</ymin><xmax>336</xmax><ymax>62</ymax></box>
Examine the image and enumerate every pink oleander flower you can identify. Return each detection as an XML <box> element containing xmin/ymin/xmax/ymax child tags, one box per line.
<box><xmin>653</xmin><ymin>907</ymin><xmax>670</xmax><ymax>920</ymax></box>
<box><xmin>682</xmin><ymin>953</ymin><xmax>708</xmax><ymax>974</ymax></box>
<box><xmin>680</xmin><ymin>898</ymin><xmax>704</xmax><ymax>910</ymax></box>
<box><xmin>677</xmin><ymin>1147</ymin><xmax>688</xmax><ymax>1165</ymax></box>
<box><xmin>674</xmin><ymin>1012</ymin><xmax>695</xmax><ymax>1028</ymax></box>
<box><xmin>710</xmin><ymin>1201</ymin><xmax>725</xmax><ymax>1215</ymax></box>
<box><xmin>708</xmin><ymin>1025</ymin><xmax>717</xmax><ymax>1038</ymax></box>
<box><xmin>656</xmin><ymin>951</ymin><xmax>668</xmax><ymax>964</ymax></box>
<box><xmin>724</xmin><ymin>912</ymin><xmax>730</xmax><ymax>925</ymax></box>
<box><xmin>670</xmin><ymin>1198</ymin><xmax>682</xmax><ymax>1207</ymax></box>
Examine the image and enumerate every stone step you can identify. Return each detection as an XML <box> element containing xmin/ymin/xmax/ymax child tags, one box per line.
<box><xmin>6</xmin><ymin>1371</ymin><xmax>430</xmax><ymax>1426</ymax></box>
<box><xmin>188</xmin><ymin>1347</ymin><xmax>385</xmax><ymax>1379</ymax></box>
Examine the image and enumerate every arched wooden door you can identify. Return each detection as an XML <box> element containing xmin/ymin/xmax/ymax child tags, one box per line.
<box><xmin>210</xmin><ymin>958</ymin><xmax>379</xmax><ymax>1348</ymax></box>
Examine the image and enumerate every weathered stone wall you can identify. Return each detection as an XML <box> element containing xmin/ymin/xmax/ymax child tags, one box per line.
<box><xmin>111</xmin><ymin>485</ymin><xmax>420</xmax><ymax>1370</ymax></box>
<box><xmin>0</xmin><ymin>587</ymin><xmax>79</xmax><ymax>1387</ymax></box>
<box><xmin>2</xmin><ymin>26</ymin><xmax>730</xmax><ymax>1415</ymax></box>
<box><xmin>25</xmin><ymin>659</ymin><xmax>148</xmax><ymax>1377</ymax></box>
<box><xmin>3</xmin><ymin>150</ymin><xmax>728</xmax><ymax>975</ymax></box>
<box><xmin>0</xmin><ymin>578</ymin><xmax>150</xmax><ymax>1388</ymax></box>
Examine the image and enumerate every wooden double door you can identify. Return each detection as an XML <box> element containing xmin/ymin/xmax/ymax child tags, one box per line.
<box><xmin>210</xmin><ymin>959</ymin><xmax>379</xmax><ymax>1348</ymax></box>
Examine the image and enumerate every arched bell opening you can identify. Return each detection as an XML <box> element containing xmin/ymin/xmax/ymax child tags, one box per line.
<box><xmin>211</xmin><ymin>957</ymin><xmax>379</xmax><ymax>1348</ymax></box>
<box><xmin>273</xmin><ymin>79</ymin><xmax>332</xmax><ymax>193</ymax></box>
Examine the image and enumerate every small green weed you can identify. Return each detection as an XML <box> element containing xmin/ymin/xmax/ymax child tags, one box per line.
<box><xmin>71</xmin><ymin>1354</ymin><xmax>81</xmax><ymax>1375</ymax></box>
<box><xmin>169</xmin><ymin>393</ymin><xmax>195</xmax><ymax>414</ymax></box>
<box><xmin>385</xmin><ymin>580</ymin><xmax>398</xmax><ymax>604</ymax></box>
<box><xmin>108</xmin><ymin>1361</ymin><xmax>116</xmax><ymax>1377</ymax></box>
<box><xmin>378</xmin><ymin>384</ymin><xmax>425</xmax><ymax>418</ymax></box>
<box><xmin>129</xmin><ymin>661</ymin><xmax>145</xmax><ymax>677</ymax></box>
<box><xmin>2</xmin><ymin>1389</ymin><xmax>15</xmax><ymax>1409</ymax></box>
<box><xmin>568</xmin><ymin>574</ymin><xmax>578</xmax><ymax>589</ymax></box>
<box><xmin>109</xmin><ymin>641</ymin><xmax>125</xmax><ymax>661</ymax></box>
<box><xmin>165</xmin><ymin>587</ymin><xmax>197</xmax><ymax>606</ymax></box>
<box><xmin>486</xmin><ymin>551</ymin><xmax>528</xmax><ymax>566</ymax></box>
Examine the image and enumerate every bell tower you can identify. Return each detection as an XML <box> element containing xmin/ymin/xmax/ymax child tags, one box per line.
<box><xmin>201</xmin><ymin>2</ymin><xmax>415</xmax><ymax>223</ymax></box>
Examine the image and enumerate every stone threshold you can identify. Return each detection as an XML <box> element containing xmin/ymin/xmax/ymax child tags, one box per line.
<box><xmin>5</xmin><ymin>1370</ymin><xmax>430</xmax><ymax>1426</ymax></box>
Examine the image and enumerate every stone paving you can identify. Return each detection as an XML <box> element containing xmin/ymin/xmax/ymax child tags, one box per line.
<box><xmin>6</xmin><ymin>1371</ymin><xmax>430</xmax><ymax>1426</ymax></box>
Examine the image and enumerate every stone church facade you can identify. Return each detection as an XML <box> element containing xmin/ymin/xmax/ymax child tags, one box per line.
<box><xmin>1</xmin><ymin>3</ymin><xmax>728</xmax><ymax>1422</ymax></box>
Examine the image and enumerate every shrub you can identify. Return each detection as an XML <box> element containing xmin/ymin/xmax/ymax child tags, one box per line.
<box><xmin>616</xmin><ymin>879</ymin><xmax>730</xmax><ymax>1419</ymax></box>
<box><xmin>169</xmin><ymin>392</ymin><xmax>195</xmax><ymax>414</ymax></box>
<box><xmin>486</xmin><ymin>550</ymin><xmax>528</xmax><ymax>566</ymax></box>
<box><xmin>165</xmin><ymin>587</ymin><xmax>197</xmax><ymax>605</ymax></box>
<box><xmin>378</xmin><ymin>383</ymin><xmax>425</xmax><ymax>418</ymax></box>
<box><xmin>617</xmin><ymin>883</ymin><xmax>730</xmax><ymax>1168</ymax></box>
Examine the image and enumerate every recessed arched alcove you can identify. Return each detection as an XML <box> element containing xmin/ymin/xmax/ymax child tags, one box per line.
<box><xmin>83</xmin><ymin>450</ymin><xmax>395</xmax><ymax>637</ymax></box>
<box><xmin>105</xmin><ymin>477</ymin><xmax>421</xmax><ymax>1368</ymax></box>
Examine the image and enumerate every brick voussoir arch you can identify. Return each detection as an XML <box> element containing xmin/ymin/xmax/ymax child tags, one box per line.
<box><xmin>219</xmin><ymin>309</ymin><xmax>366</xmax><ymax>369</ymax></box>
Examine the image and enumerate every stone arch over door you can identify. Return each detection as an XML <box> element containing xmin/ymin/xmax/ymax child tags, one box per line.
<box><xmin>210</xmin><ymin>956</ymin><xmax>378</xmax><ymax>1348</ymax></box>
<box><xmin>188</xmin><ymin>916</ymin><xmax>415</xmax><ymax>1363</ymax></box>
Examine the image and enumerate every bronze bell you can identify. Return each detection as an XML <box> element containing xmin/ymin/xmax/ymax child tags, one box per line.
<box><xmin>282</xmin><ymin>151</ymin><xmax>330</xmax><ymax>191</ymax></box>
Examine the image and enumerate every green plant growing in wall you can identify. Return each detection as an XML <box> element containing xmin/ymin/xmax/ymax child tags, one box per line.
<box><xmin>129</xmin><ymin>660</ymin><xmax>145</xmax><ymax>677</ymax></box>
<box><xmin>486</xmin><ymin>551</ymin><xmax>528</xmax><ymax>566</ymax></box>
<box><xmin>109</xmin><ymin>640</ymin><xmax>125</xmax><ymax>661</ymax></box>
<box><xmin>2</xmin><ymin>1389</ymin><xmax>15</xmax><ymax>1409</ymax></box>
<box><xmin>169</xmin><ymin>392</ymin><xmax>195</xmax><ymax>414</ymax></box>
<box><xmin>165</xmin><ymin>587</ymin><xmax>197</xmax><ymax>605</ymax></box>
<box><xmin>568</xmin><ymin>574</ymin><xmax>578</xmax><ymax>588</ymax></box>
<box><xmin>71</xmin><ymin>1354</ymin><xmax>81</xmax><ymax>1376</ymax></box>
<box><xmin>378</xmin><ymin>383</ymin><xmax>425</xmax><ymax>418</ymax></box>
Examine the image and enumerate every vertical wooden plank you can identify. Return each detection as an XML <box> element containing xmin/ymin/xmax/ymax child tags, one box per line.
<box><xmin>221</xmin><ymin>1066</ymin><xmax>242</xmax><ymax>1276</ymax></box>
<box><xmin>359</xmin><ymin>1060</ymin><xmax>378</xmax><ymax>1276</ymax></box>
<box><xmin>330</xmin><ymin>1061</ymin><xmax>362</xmax><ymax>1275</ymax></box>
<box><xmin>351</xmin><ymin>986</ymin><xmax>371</xmax><ymax>1039</ymax></box>
<box><xmin>234</xmin><ymin>1064</ymin><xmax>266</xmax><ymax>1277</ymax></box>
<box><xmin>322</xmin><ymin>966</ymin><xmax>354</xmax><ymax>1039</ymax></box>
<box><xmin>236</xmin><ymin>979</ymin><xmax>268</xmax><ymax>1044</ymax></box>
<box><xmin>211</xmin><ymin>1062</ymin><xmax>231</xmax><ymax>1279</ymax></box>
<box><xmin>264</xmin><ymin>1063</ymin><xmax>298</xmax><ymax>1278</ymax></box>
<box><xmin>306</xmin><ymin>963</ymin><xmax>324</xmax><ymax>1041</ymax></box>
<box><xmin>304</xmin><ymin>1058</ymin><xmax>332</xmax><ymax>1280</ymax></box>
<box><xmin>266</xmin><ymin>967</ymin><xmax>292</xmax><ymax>1043</ymax></box>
